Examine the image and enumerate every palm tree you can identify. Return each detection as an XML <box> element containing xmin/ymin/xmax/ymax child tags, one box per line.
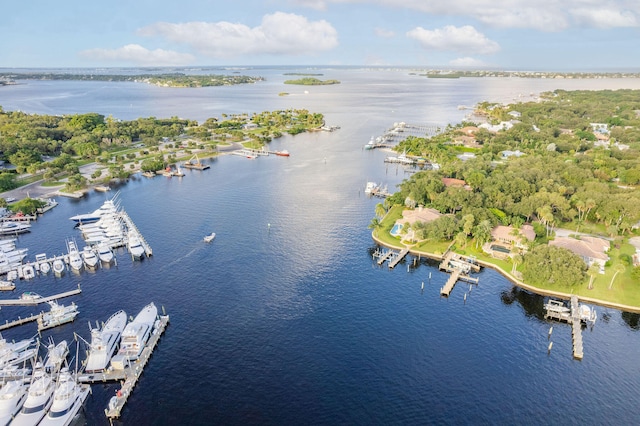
<box><xmin>587</xmin><ymin>263</ymin><xmax>599</xmax><ymax>290</ymax></box>
<box><xmin>511</xmin><ymin>254</ymin><xmax>523</xmax><ymax>274</ymax></box>
<box><xmin>368</xmin><ymin>217</ymin><xmax>381</xmax><ymax>231</ymax></box>
<box><xmin>375</xmin><ymin>203</ymin><xmax>386</xmax><ymax>220</ymax></box>
<box><xmin>609</xmin><ymin>264</ymin><xmax>626</xmax><ymax>290</ymax></box>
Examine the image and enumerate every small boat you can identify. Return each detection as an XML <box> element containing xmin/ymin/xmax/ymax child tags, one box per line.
<box><xmin>66</xmin><ymin>240</ymin><xmax>83</xmax><ymax>272</ymax></box>
<box><xmin>0</xmin><ymin>379</ymin><xmax>28</xmax><ymax>425</ymax></box>
<box><xmin>94</xmin><ymin>184</ymin><xmax>111</xmax><ymax>192</ymax></box>
<box><xmin>39</xmin><ymin>367</ymin><xmax>90</xmax><ymax>426</ymax></box>
<box><xmin>81</xmin><ymin>246</ymin><xmax>99</xmax><ymax>269</ymax></box>
<box><xmin>0</xmin><ymin>280</ymin><xmax>15</xmax><ymax>291</ymax></box>
<box><xmin>19</xmin><ymin>291</ymin><xmax>41</xmax><ymax>301</ymax></box>
<box><xmin>6</xmin><ymin>270</ymin><xmax>17</xmax><ymax>281</ymax></box>
<box><xmin>84</xmin><ymin>310</ymin><xmax>127</xmax><ymax>373</ymax></box>
<box><xmin>274</xmin><ymin>150</ymin><xmax>290</xmax><ymax>157</ymax></box>
<box><xmin>52</xmin><ymin>258</ymin><xmax>65</xmax><ymax>277</ymax></box>
<box><xmin>38</xmin><ymin>301</ymin><xmax>79</xmax><ymax>331</ymax></box>
<box><xmin>43</xmin><ymin>340</ymin><xmax>68</xmax><ymax>374</ymax></box>
<box><xmin>580</xmin><ymin>304</ymin><xmax>597</xmax><ymax>325</ymax></box>
<box><xmin>204</xmin><ymin>233</ymin><xmax>216</xmax><ymax>243</ymax></box>
<box><xmin>21</xmin><ymin>264</ymin><xmax>35</xmax><ymax>280</ymax></box>
<box><xmin>111</xmin><ymin>302</ymin><xmax>157</xmax><ymax>369</ymax></box>
<box><xmin>127</xmin><ymin>231</ymin><xmax>145</xmax><ymax>260</ymax></box>
<box><xmin>96</xmin><ymin>242</ymin><xmax>114</xmax><ymax>264</ymax></box>
<box><xmin>364</xmin><ymin>182</ymin><xmax>378</xmax><ymax>195</ymax></box>
<box><xmin>11</xmin><ymin>367</ymin><xmax>55</xmax><ymax>426</ymax></box>
<box><xmin>364</xmin><ymin>136</ymin><xmax>376</xmax><ymax>149</ymax></box>
<box><xmin>36</xmin><ymin>253</ymin><xmax>51</xmax><ymax>275</ymax></box>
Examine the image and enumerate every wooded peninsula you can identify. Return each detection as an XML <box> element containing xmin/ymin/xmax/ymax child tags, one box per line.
<box><xmin>371</xmin><ymin>89</ymin><xmax>640</xmax><ymax>309</ymax></box>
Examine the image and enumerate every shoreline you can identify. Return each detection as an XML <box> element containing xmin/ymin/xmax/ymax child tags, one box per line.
<box><xmin>371</xmin><ymin>232</ymin><xmax>640</xmax><ymax>314</ymax></box>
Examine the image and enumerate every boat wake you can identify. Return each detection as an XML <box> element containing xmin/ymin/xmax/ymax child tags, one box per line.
<box><xmin>160</xmin><ymin>245</ymin><xmax>202</xmax><ymax>270</ymax></box>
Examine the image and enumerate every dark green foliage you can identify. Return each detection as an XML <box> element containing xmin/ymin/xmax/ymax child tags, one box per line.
<box><xmin>522</xmin><ymin>245</ymin><xmax>587</xmax><ymax>286</ymax></box>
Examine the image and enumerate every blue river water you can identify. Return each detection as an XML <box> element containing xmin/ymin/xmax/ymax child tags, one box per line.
<box><xmin>2</xmin><ymin>67</ymin><xmax>640</xmax><ymax>425</ymax></box>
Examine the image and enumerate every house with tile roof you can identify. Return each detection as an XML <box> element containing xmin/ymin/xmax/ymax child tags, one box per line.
<box><xmin>549</xmin><ymin>235</ymin><xmax>610</xmax><ymax>268</ymax></box>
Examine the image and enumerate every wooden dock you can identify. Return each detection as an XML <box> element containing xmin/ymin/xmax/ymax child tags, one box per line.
<box><xmin>438</xmin><ymin>251</ymin><xmax>480</xmax><ymax>297</ymax></box>
<box><xmin>388</xmin><ymin>247</ymin><xmax>410</xmax><ymax>269</ymax></box>
<box><xmin>0</xmin><ymin>313</ymin><xmax>40</xmax><ymax>331</ymax></box>
<box><xmin>0</xmin><ymin>287</ymin><xmax>81</xmax><ymax>306</ymax></box>
<box><xmin>570</xmin><ymin>296</ymin><xmax>584</xmax><ymax>359</ymax></box>
<box><xmin>376</xmin><ymin>250</ymin><xmax>394</xmax><ymax>265</ymax></box>
<box><xmin>120</xmin><ymin>211</ymin><xmax>153</xmax><ymax>257</ymax></box>
<box><xmin>77</xmin><ymin>315</ymin><xmax>169</xmax><ymax>420</ymax></box>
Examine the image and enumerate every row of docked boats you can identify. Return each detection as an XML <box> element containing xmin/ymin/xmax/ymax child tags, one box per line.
<box><xmin>0</xmin><ymin>338</ymin><xmax>88</xmax><ymax>426</ymax></box>
<box><xmin>84</xmin><ymin>302</ymin><xmax>158</xmax><ymax>373</ymax></box>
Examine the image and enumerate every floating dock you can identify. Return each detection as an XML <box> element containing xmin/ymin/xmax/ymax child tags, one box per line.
<box><xmin>75</xmin><ymin>315</ymin><xmax>169</xmax><ymax>420</ymax></box>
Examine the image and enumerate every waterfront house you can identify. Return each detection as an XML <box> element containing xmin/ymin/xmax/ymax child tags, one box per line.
<box><xmin>491</xmin><ymin>225</ymin><xmax>536</xmax><ymax>250</ymax></box>
<box><xmin>549</xmin><ymin>236</ymin><xmax>610</xmax><ymax>268</ymax></box>
<box><xmin>390</xmin><ymin>206</ymin><xmax>443</xmax><ymax>241</ymax></box>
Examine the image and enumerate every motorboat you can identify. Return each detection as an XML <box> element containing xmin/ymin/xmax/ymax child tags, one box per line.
<box><xmin>81</xmin><ymin>246</ymin><xmax>98</xmax><ymax>269</ymax></box>
<box><xmin>35</xmin><ymin>254</ymin><xmax>50</xmax><ymax>275</ymax></box>
<box><xmin>66</xmin><ymin>240</ymin><xmax>83</xmax><ymax>272</ymax></box>
<box><xmin>68</xmin><ymin>198</ymin><xmax>119</xmax><ymax>225</ymax></box>
<box><xmin>580</xmin><ymin>304</ymin><xmax>597</xmax><ymax>326</ymax></box>
<box><xmin>43</xmin><ymin>340</ymin><xmax>68</xmax><ymax>374</ymax></box>
<box><xmin>364</xmin><ymin>182</ymin><xmax>378</xmax><ymax>195</ymax></box>
<box><xmin>7</xmin><ymin>366</ymin><xmax>54</xmax><ymax>426</ymax></box>
<box><xmin>21</xmin><ymin>264</ymin><xmax>35</xmax><ymax>280</ymax></box>
<box><xmin>0</xmin><ymin>346</ymin><xmax>37</xmax><ymax>369</ymax></box>
<box><xmin>38</xmin><ymin>301</ymin><xmax>79</xmax><ymax>331</ymax></box>
<box><xmin>127</xmin><ymin>231</ymin><xmax>145</xmax><ymax>260</ymax></box>
<box><xmin>0</xmin><ymin>380</ymin><xmax>28</xmax><ymax>425</ymax></box>
<box><xmin>111</xmin><ymin>302</ymin><xmax>157</xmax><ymax>369</ymax></box>
<box><xmin>274</xmin><ymin>150</ymin><xmax>290</xmax><ymax>157</ymax></box>
<box><xmin>204</xmin><ymin>233</ymin><xmax>216</xmax><ymax>243</ymax></box>
<box><xmin>96</xmin><ymin>242</ymin><xmax>114</xmax><ymax>264</ymax></box>
<box><xmin>0</xmin><ymin>222</ymin><xmax>31</xmax><ymax>236</ymax></box>
<box><xmin>19</xmin><ymin>292</ymin><xmax>41</xmax><ymax>301</ymax></box>
<box><xmin>0</xmin><ymin>280</ymin><xmax>15</xmax><ymax>291</ymax></box>
<box><xmin>84</xmin><ymin>310</ymin><xmax>127</xmax><ymax>373</ymax></box>
<box><xmin>6</xmin><ymin>270</ymin><xmax>17</xmax><ymax>282</ymax></box>
<box><xmin>39</xmin><ymin>368</ymin><xmax>90</xmax><ymax>426</ymax></box>
<box><xmin>52</xmin><ymin>258</ymin><xmax>65</xmax><ymax>277</ymax></box>
<box><xmin>0</xmin><ymin>335</ymin><xmax>33</xmax><ymax>357</ymax></box>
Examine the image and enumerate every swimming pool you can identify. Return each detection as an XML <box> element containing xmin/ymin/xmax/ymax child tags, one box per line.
<box><xmin>490</xmin><ymin>244</ymin><xmax>511</xmax><ymax>254</ymax></box>
<box><xmin>390</xmin><ymin>223</ymin><xmax>403</xmax><ymax>236</ymax></box>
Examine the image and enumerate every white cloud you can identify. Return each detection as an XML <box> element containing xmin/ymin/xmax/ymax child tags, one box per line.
<box><xmin>407</xmin><ymin>25</ymin><xmax>500</xmax><ymax>55</ymax></box>
<box><xmin>321</xmin><ymin>0</ymin><xmax>640</xmax><ymax>31</ymax></box>
<box><xmin>570</xmin><ymin>8</ymin><xmax>638</xmax><ymax>28</ymax></box>
<box><xmin>138</xmin><ymin>12</ymin><xmax>338</xmax><ymax>58</ymax></box>
<box><xmin>449</xmin><ymin>57</ymin><xmax>489</xmax><ymax>67</ymax></box>
<box><xmin>79</xmin><ymin>44</ymin><xmax>194</xmax><ymax>65</ymax></box>
<box><xmin>374</xmin><ymin>27</ymin><xmax>395</xmax><ymax>38</ymax></box>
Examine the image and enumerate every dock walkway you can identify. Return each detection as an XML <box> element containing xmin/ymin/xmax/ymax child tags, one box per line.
<box><xmin>438</xmin><ymin>251</ymin><xmax>480</xmax><ymax>297</ymax></box>
<box><xmin>376</xmin><ymin>250</ymin><xmax>394</xmax><ymax>265</ymax></box>
<box><xmin>0</xmin><ymin>287</ymin><xmax>81</xmax><ymax>306</ymax></box>
<box><xmin>0</xmin><ymin>314</ymin><xmax>40</xmax><ymax>331</ymax></box>
<box><xmin>570</xmin><ymin>296</ymin><xmax>584</xmax><ymax>359</ymax></box>
<box><xmin>388</xmin><ymin>247</ymin><xmax>410</xmax><ymax>269</ymax></box>
<box><xmin>120</xmin><ymin>211</ymin><xmax>153</xmax><ymax>257</ymax></box>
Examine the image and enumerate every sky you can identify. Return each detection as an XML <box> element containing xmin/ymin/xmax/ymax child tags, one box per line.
<box><xmin>2</xmin><ymin>0</ymin><xmax>640</xmax><ymax>70</ymax></box>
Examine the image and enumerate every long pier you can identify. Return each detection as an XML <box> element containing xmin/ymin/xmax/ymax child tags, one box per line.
<box><xmin>120</xmin><ymin>211</ymin><xmax>153</xmax><ymax>257</ymax></box>
<box><xmin>75</xmin><ymin>315</ymin><xmax>169</xmax><ymax>420</ymax></box>
<box><xmin>570</xmin><ymin>296</ymin><xmax>584</xmax><ymax>359</ymax></box>
<box><xmin>0</xmin><ymin>287</ymin><xmax>81</xmax><ymax>306</ymax></box>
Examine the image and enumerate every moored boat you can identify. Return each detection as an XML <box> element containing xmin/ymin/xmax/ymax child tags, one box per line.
<box><xmin>275</xmin><ymin>150</ymin><xmax>290</xmax><ymax>157</ymax></box>
<box><xmin>110</xmin><ymin>302</ymin><xmax>157</xmax><ymax>369</ymax></box>
<box><xmin>127</xmin><ymin>231</ymin><xmax>145</xmax><ymax>260</ymax></box>
<box><xmin>43</xmin><ymin>340</ymin><xmax>68</xmax><ymax>374</ymax></box>
<box><xmin>66</xmin><ymin>241</ymin><xmax>82</xmax><ymax>272</ymax></box>
<box><xmin>0</xmin><ymin>379</ymin><xmax>28</xmax><ymax>425</ymax></box>
<box><xmin>96</xmin><ymin>242</ymin><xmax>114</xmax><ymax>264</ymax></box>
<box><xmin>81</xmin><ymin>246</ymin><xmax>98</xmax><ymax>269</ymax></box>
<box><xmin>0</xmin><ymin>222</ymin><xmax>31</xmax><ymax>236</ymax></box>
<box><xmin>10</xmin><ymin>367</ymin><xmax>55</xmax><ymax>426</ymax></box>
<box><xmin>52</xmin><ymin>258</ymin><xmax>65</xmax><ymax>277</ymax></box>
<box><xmin>84</xmin><ymin>310</ymin><xmax>127</xmax><ymax>373</ymax></box>
<box><xmin>39</xmin><ymin>367</ymin><xmax>90</xmax><ymax>426</ymax></box>
<box><xmin>38</xmin><ymin>302</ymin><xmax>79</xmax><ymax>331</ymax></box>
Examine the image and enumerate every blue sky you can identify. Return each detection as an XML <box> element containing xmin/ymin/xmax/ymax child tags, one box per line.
<box><xmin>2</xmin><ymin>0</ymin><xmax>639</xmax><ymax>70</ymax></box>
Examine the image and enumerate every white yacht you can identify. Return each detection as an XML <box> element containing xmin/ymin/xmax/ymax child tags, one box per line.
<box><xmin>10</xmin><ymin>367</ymin><xmax>55</xmax><ymax>426</ymax></box>
<box><xmin>38</xmin><ymin>302</ymin><xmax>79</xmax><ymax>331</ymax></box>
<box><xmin>84</xmin><ymin>310</ymin><xmax>127</xmax><ymax>373</ymax></box>
<box><xmin>127</xmin><ymin>231</ymin><xmax>145</xmax><ymax>260</ymax></box>
<box><xmin>80</xmin><ymin>246</ymin><xmax>98</xmax><ymax>269</ymax></box>
<box><xmin>0</xmin><ymin>379</ymin><xmax>28</xmax><ymax>425</ymax></box>
<box><xmin>65</xmin><ymin>241</ymin><xmax>82</xmax><ymax>272</ymax></box>
<box><xmin>43</xmin><ymin>340</ymin><xmax>68</xmax><ymax>374</ymax></box>
<box><xmin>0</xmin><ymin>222</ymin><xmax>31</xmax><ymax>236</ymax></box>
<box><xmin>52</xmin><ymin>259</ymin><xmax>65</xmax><ymax>277</ymax></box>
<box><xmin>111</xmin><ymin>302</ymin><xmax>157</xmax><ymax>369</ymax></box>
<box><xmin>36</xmin><ymin>254</ymin><xmax>50</xmax><ymax>275</ymax></box>
<box><xmin>39</xmin><ymin>368</ymin><xmax>90</xmax><ymax>426</ymax></box>
<box><xmin>96</xmin><ymin>242</ymin><xmax>114</xmax><ymax>264</ymax></box>
<box><xmin>68</xmin><ymin>198</ymin><xmax>118</xmax><ymax>225</ymax></box>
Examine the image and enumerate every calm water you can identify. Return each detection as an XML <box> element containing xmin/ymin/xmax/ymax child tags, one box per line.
<box><xmin>2</xmin><ymin>68</ymin><xmax>640</xmax><ymax>425</ymax></box>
